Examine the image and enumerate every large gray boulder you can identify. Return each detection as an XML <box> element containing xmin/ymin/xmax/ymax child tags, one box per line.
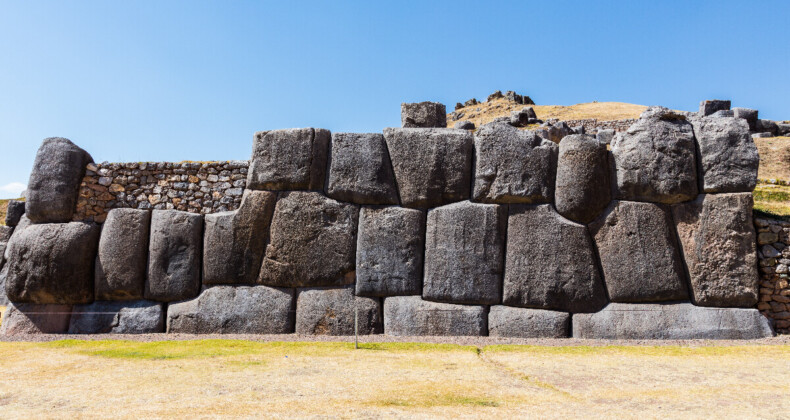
<box><xmin>355</xmin><ymin>206</ymin><xmax>424</xmax><ymax>297</ymax></box>
<box><xmin>596</xmin><ymin>129</ymin><xmax>615</xmax><ymax>145</ymax></box>
<box><xmin>145</xmin><ymin>210</ymin><xmax>203</xmax><ymax>302</ymax></box>
<box><xmin>25</xmin><ymin>137</ymin><xmax>93</xmax><ymax>223</ymax></box>
<box><xmin>573</xmin><ymin>303</ymin><xmax>774</xmax><ymax>339</ymax></box>
<box><xmin>401</xmin><ymin>102</ymin><xmax>447</xmax><ymax>128</ymax></box>
<box><xmin>488</xmin><ymin>306</ymin><xmax>570</xmax><ymax>338</ymax></box>
<box><xmin>732</xmin><ymin>107</ymin><xmax>758</xmax><ymax>131</ymax></box>
<box><xmin>203</xmin><ymin>190</ymin><xmax>276</xmax><ymax>285</ymax></box>
<box><xmin>95</xmin><ymin>209</ymin><xmax>151</xmax><ymax>300</ymax></box>
<box><xmin>672</xmin><ymin>193</ymin><xmax>759</xmax><ymax>307</ymax></box>
<box><xmin>554</xmin><ymin>134</ymin><xmax>610</xmax><ymax>223</ymax></box>
<box><xmin>326</xmin><ymin>133</ymin><xmax>399</xmax><ymax>205</ymax></box>
<box><xmin>698</xmin><ymin>99</ymin><xmax>731</xmax><ymax>116</ymax></box>
<box><xmin>259</xmin><ymin>192</ymin><xmax>358</xmax><ymax>287</ymax></box>
<box><xmin>246</xmin><ymin>128</ymin><xmax>330</xmax><ymax>191</ymax></box>
<box><xmin>423</xmin><ymin>201</ymin><xmax>506</xmax><ymax>305</ymax></box>
<box><xmin>5</xmin><ymin>200</ymin><xmax>25</xmax><ymax>227</ymax></box>
<box><xmin>5</xmin><ymin>222</ymin><xmax>100</xmax><ymax>304</ymax></box>
<box><xmin>0</xmin><ymin>303</ymin><xmax>71</xmax><ymax>334</ymax></box>
<box><xmin>690</xmin><ymin>117</ymin><xmax>759</xmax><ymax>193</ymax></box>
<box><xmin>589</xmin><ymin>201</ymin><xmax>688</xmax><ymax>302</ymax></box>
<box><xmin>0</xmin><ymin>226</ymin><xmax>11</xmax><ymax>268</ymax></box>
<box><xmin>611</xmin><ymin>107</ymin><xmax>698</xmax><ymax>204</ymax></box>
<box><xmin>503</xmin><ymin>204</ymin><xmax>607</xmax><ymax>313</ymax></box>
<box><xmin>0</xmin><ymin>265</ymin><xmax>8</xmax><ymax>305</ymax></box>
<box><xmin>383</xmin><ymin>128</ymin><xmax>473</xmax><ymax>208</ymax></box>
<box><xmin>383</xmin><ymin>296</ymin><xmax>486</xmax><ymax>336</ymax></box>
<box><xmin>167</xmin><ymin>285</ymin><xmax>295</xmax><ymax>334</ymax></box>
<box><xmin>295</xmin><ymin>286</ymin><xmax>382</xmax><ymax>335</ymax></box>
<box><xmin>69</xmin><ymin>300</ymin><xmax>164</xmax><ymax>334</ymax></box>
<box><xmin>473</xmin><ymin>123</ymin><xmax>558</xmax><ymax>204</ymax></box>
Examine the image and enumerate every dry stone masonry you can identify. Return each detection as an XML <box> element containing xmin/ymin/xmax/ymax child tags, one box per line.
<box><xmin>0</xmin><ymin>100</ymin><xmax>782</xmax><ymax>338</ymax></box>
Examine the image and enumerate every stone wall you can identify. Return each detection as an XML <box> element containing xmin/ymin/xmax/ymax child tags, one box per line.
<box><xmin>544</xmin><ymin>118</ymin><xmax>636</xmax><ymax>133</ymax></box>
<box><xmin>0</xmin><ymin>104</ymin><xmax>779</xmax><ymax>339</ymax></box>
<box><xmin>756</xmin><ymin>217</ymin><xmax>790</xmax><ymax>334</ymax></box>
<box><xmin>74</xmin><ymin>161</ymin><xmax>248</xmax><ymax>223</ymax></box>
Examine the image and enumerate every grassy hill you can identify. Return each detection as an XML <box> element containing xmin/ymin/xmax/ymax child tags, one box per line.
<box><xmin>449</xmin><ymin>99</ymin><xmax>647</xmax><ymax>128</ymax></box>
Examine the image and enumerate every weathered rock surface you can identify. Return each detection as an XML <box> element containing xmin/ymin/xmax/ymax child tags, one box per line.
<box><xmin>573</xmin><ymin>303</ymin><xmax>774</xmax><ymax>339</ymax></box>
<box><xmin>503</xmin><ymin>204</ymin><xmax>607</xmax><ymax>313</ymax></box>
<box><xmin>5</xmin><ymin>222</ymin><xmax>100</xmax><ymax>304</ymax></box>
<box><xmin>384</xmin><ymin>128</ymin><xmax>473</xmax><ymax>208</ymax></box>
<box><xmin>25</xmin><ymin>137</ymin><xmax>94</xmax><ymax>223</ymax></box>
<box><xmin>698</xmin><ymin>99</ymin><xmax>731</xmax><ymax>116</ymax></box>
<box><xmin>596</xmin><ymin>129</ymin><xmax>615</xmax><ymax>145</ymax></box>
<box><xmin>259</xmin><ymin>192</ymin><xmax>358</xmax><ymax>287</ymax></box>
<box><xmin>589</xmin><ymin>201</ymin><xmax>688</xmax><ymax>302</ymax></box>
<box><xmin>295</xmin><ymin>286</ymin><xmax>382</xmax><ymax>335</ymax></box>
<box><xmin>145</xmin><ymin>210</ymin><xmax>203</xmax><ymax>302</ymax></box>
<box><xmin>69</xmin><ymin>300</ymin><xmax>164</xmax><ymax>334</ymax></box>
<box><xmin>672</xmin><ymin>193</ymin><xmax>759</xmax><ymax>307</ymax></box>
<box><xmin>454</xmin><ymin>120</ymin><xmax>475</xmax><ymax>130</ymax></box>
<box><xmin>423</xmin><ymin>201</ymin><xmax>506</xmax><ymax>305</ymax></box>
<box><xmin>488</xmin><ymin>306</ymin><xmax>570</xmax><ymax>338</ymax></box>
<box><xmin>383</xmin><ymin>296</ymin><xmax>486</xmax><ymax>336</ymax></box>
<box><xmin>554</xmin><ymin>134</ymin><xmax>610</xmax><ymax>223</ymax></box>
<box><xmin>690</xmin><ymin>117</ymin><xmax>759</xmax><ymax>193</ymax></box>
<box><xmin>203</xmin><ymin>190</ymin><xmax>276</xmax><ymax>285</ymax></box>
<box><xmin>611</xmin><ymin>107</ymin><xmax>698</xmax><ymax>204</ymax></box>
<box><xmin>95</xmin><ymin>209</ymin><xmax>151</xmax><ymax>300</ymax></box>
<box><xmin>401</xmin><ymin>102</ymin><xmax>447</xmax><ymax>128</ymax></box>
<box><xmin>473</xmin><ymin>123</ymin><xmax>558</xmax><ymax>204</ymax></box>
<box><xmin>246</xmin><ymin>128</ymin><xmax>330</xmax><ymax>191</ymax></box>
<box><xmin>5</xmin><ymin>200</ymin><xmax>25</xmax><ymax>227</ymax></box>
<box><xmin>0</xmin><ymin>265</ymin><xmax>10</xmax><ymax>305</ymax></box>
<box><xmin>356</xmin><ymin>207</ymin><xmax>424</xmax><ymax>297</ymax></box>
<box><xmin>509</xmin><ymin>107</ymin><xmax>537</xmax><ymax>126</ymax></box>
<box><xmin>0</xmin><ymin>303</ymin><xmax>72</xmax><ymax>334</ymax></box>
<box><xmin>732</xmin><ymin>107</ymin><xmax>758</xmax><ymax>131</ymax></box>
<box><xmin>167</xmin><ymin>285</ymin><xmax>295</xmax><ymax>334</ymax></box>
<box><xmin>326</xmin><ymin>133</ymin><xmax>399</xmax><ymax>205</ymax></box>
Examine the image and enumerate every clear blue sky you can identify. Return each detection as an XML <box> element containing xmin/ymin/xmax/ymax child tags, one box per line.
<box><xmin>1</xmin><ymin>0</ymin><xmax>788</xmax><ymax>198</ymax></box>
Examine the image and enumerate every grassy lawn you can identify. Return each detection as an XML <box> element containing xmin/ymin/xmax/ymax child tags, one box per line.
<box><xmin>754</xmin><ymin>183</ymin><xmax>790</xmax><ymax>220</ymax></box>
<box><xmin>0</xmin><ymin>339</ymin><xmax>787</xmax><ymax>418</ymax></box>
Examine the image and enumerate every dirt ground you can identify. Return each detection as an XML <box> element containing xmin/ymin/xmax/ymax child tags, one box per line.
<box><xmin>1</xmin><ymin>336</ymin><xmax>788</xmax><ymax>419</ymax></box>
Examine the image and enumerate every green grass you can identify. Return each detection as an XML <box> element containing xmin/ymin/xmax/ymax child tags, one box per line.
<box><xmin>753</xmin><ymin>183</ymin><xmax>790</xmax><ymax>220</ymax></box>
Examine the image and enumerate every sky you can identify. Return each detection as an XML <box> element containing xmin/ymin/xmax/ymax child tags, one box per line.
<box><xmin>1</xmin><ymin>1</ymin><xmax>788</xmax><ymax>198</ymax></box>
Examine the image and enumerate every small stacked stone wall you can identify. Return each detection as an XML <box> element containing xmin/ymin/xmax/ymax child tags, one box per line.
<box><xmin>756</xmin><ymin>217</ymin><xmax>790</xmax><ymax>334</ymax></box>
<box><xmin>74</xmin><ymin>161</ymin><xmax>249</xmax><ymax>223</ymax></box>
<box><xmin>544</xmin><ymin>118</ymin><xmax>636</xmax><ymax>133</ymax></box>
<box><xmin>0</xmin><ymin>104</ymin><xmax>779</xmax><ymax>339</ymax></box>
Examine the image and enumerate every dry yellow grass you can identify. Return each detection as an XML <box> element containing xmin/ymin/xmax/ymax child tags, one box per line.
<box><xmin>448</xmin><ymin>98</ymin><xmax>647</xmax><ymax>128</ymax></box>
<box><xmin>755</xmin><ymin>137</ymin><xmax>790</xmax><ymax>182</ymax></box>
<box><xmin>0</xmin><ymin>339</ymin><xmax>788</xmax><ymax>418</ymax></box>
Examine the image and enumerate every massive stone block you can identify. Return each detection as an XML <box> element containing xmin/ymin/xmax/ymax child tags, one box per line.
<box><xmin>573</xmin><ymin>303</ymin><xmax>774</xmax><ymax>339</ymax></box>
<box><xmin>246</xmin><ymin>128</ymin><xmax>330</xmax><ymax>191</ymax></box>
<box><xmin>383</xmin><ymin>296</ymin><xmax>486</xmax><ymax>336</ymax></box>
<box><xmin>503</xmin><ymin>204</ymin><xmax>607</xmax><ymax>313</ymax></box>
<box><xmin>203</xmin><ymin>190</ymin><xmax>276</xmax><ymax>285</ymax></box>
<box><xmin>0</xmin><ymin>265</ymin><xmax>10</xmax><ymax>305</ymax></box>
<box><xmin>295</xmin><ymin>286</ymin><xmax>382</xmax><ymax>335</ymax></box>
<box><xmin>145</xmin><ymin>210</ymin><xmax>203</xmax><ymax>302</ymax></box>
<box><xmin>554</xmin><ymin>134</ymin><xmax>610</xmax><ymax>223</ymax></box>
<box><xmin>25</xmin><ymin>137</ymin><xmax>93</xmax><ymax>223</ymax></box>
<box><xmin>0</xmin><ymin>226</ymin><xmax>11</xmax><ymax>270</ymax></box>
<box><xmin>326</xmin><ymin>132</ymin><xmax>399</xmax><ymax>205</ymax></box>
<box><xmin>401</xmin><ymin>102</ymin><xmax>447</xmax><ymax>128</ymax></box>
<box><xmin>488</xmin><ymin>306</ymin><xmax>570</xmax><ymax>338</ymax></box>
<box><xmin>95</xmin><ymin>209</ymin><xmax>151</xmax><ymax>300</ymax></box>
<box><xmin>589</xmin><ymin>201</ymin><xmax>688</xmax><ymax>302</ymax></box>
<box><xmin>672</xmin><ymin>193</ymin><xmax>759</xmax><ymax>307</ymax></box>
<box><xmin>611</xmin><ymin>107</ymin><xmax>698</xmax><ymax>204</ymax></box>
<box><xmin>5</xmin><ymin>200</ymin><xmax>25</xmax><ymax>227</ymax></box>
<box><xmin>423</xmin><ymin>201</ymin><xmax>506</xmax><ymax>305</ymax></box>
<box><xmin>5</xmin><ymin>222</ymin><xmax>100</xmax><ymax>304</ymax></box>
<box><xmin>732</xmin><ymin>107</ymin><xmax>758</xmax><ymax>131</ymax></box>
<box><xmin>383</xmin><ymin>128</ymin><xmax>473</xmax><ymax>208</ymax></box>
<box><xmin>69</xmin><ymin>300</ymin><xmax>164</xmax><ymax>334</ymax></box>
<box><xmin>698</xmin><ymin>99</ymin><xmax>731</xmax><ymax>116</ymax></box>
<box><xmin>167</xmin><ymin>286</ymin><xmax>295</xmax><ymax>334</ymax></box>
<box><xmin>690</xmin><ymin>117</ymin><xmax>759</xmax><ymax>193</ymax></box>
<box><xmin>356</xmin><ymin>206</ymin><xmax>424</xmax><ymax>297</ymax></box>
<box><xmin>259</xmin><ymin>192</ymin><xmax>358</xmax><ymax>287</ymax></box>
<box><xmin>472</xmin><ymin>123</ymin><xmax>558</xmax><ymax>204</ymax></box>
<box><xmin>0</xmin><ymin>303</ymin><xmax>72</xmax><ymax>335</ymax></box>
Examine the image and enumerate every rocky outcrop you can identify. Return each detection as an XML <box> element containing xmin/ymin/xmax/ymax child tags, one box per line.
<box><xmin>259</xmin><ymin>192</ymin><xmax>358</xmax><ymax>287</ymax></box>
